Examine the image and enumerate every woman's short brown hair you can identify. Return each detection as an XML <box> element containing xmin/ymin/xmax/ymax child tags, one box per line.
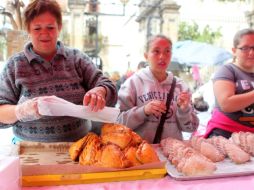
<box><xmin>23</xmin><ymin>0</ymin><xmax>62</xmax><ymax>31</ymax></box>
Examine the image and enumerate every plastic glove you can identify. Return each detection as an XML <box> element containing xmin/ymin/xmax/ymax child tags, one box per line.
<box><xmin>15</xmin><ymin>97</ymin><xmax>42</xmax><ymax>122</ymax></box>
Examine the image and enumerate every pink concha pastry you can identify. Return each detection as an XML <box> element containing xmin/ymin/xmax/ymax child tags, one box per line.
<box><xmin>161</xmin><ymin>137</ymin><xmax>217</xmax><ymax>176</ymax></box>
<box><xmin>207</xmin><ymin>136</ymin><xmax>227</xmax><ymax>156</ymax></box>
<box><xmin>230</xmin><ymin>132</ymin><xmax>254</xmax><ymax>156</ymax></box>
<box><xmin>199</xmin><ymin>140</ymin><xmax>225</xmax><ymax>162</ymax></box>
<box><xmin>178</xmin><ymin>154</ymin><xmax>216</xmax><ymax>176</ymax></box>
<box><xmin>190</xmin><ymin>136</ymin><xmax>225</xmax><ymax>162</ymax></box>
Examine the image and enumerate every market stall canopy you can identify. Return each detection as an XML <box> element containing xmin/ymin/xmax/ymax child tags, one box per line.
<box><xmin>172</xmin><ymin>40</ymin><xmax>233</xmax><ymax>66</ymax></box>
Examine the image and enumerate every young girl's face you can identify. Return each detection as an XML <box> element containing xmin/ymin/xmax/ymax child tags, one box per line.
<box><xmin>232</xmin><ymin>34</ymin><xmax>254</xmax><ymax>72</ymax></box>
<box><xmin>144</xmin><ymin>37</ymin><xmax>172</xmax><ymax>74</ymax></box>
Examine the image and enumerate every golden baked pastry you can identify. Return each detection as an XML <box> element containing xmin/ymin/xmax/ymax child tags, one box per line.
<box><xmin>101</xmin><ymin>131</ymin><xmax>132</xmax><ymax>150</ymax></box>
<box><xmin>69</xmin><ymin>124</ymin><xmax>161</xmax><ymax>168</ymax></box>
<box><xmin>69</xmin><ymin>134</ymin><xmax>89</xmax><ymax>161</ymax></box>
<box><xmin>124</xmin><ymin>146</ymin><xmax>142</xmax><ymax>167</ymax></box>
<box><xmin>95</xmin><ymin>144</ymin><xmax>129</xmax><ymax>168</ymax></box>
<box><xmin>129</xmin><ymin>131</ymin><xmax>143</xmax><ymax>146</ymax></box>
<box><xmin>101</xmin><ymin>123</ymin><xmax>143</xmax><ymax>149</ymax></box>
<box><xmin>79</xmin><ymin>133</ymin><xmax>101</xmax><ymax>165</ymax></box>
<box><xmin>101</xmin><ymin>123</ymin><xmax>131</xmax><ymax>135</ymax></box>
<box><xmin>136</xmin><ymin>140</ymin><xmax>160</xmax><ymax>164</ymax></box>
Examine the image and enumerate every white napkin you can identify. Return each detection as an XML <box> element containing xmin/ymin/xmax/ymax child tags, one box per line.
<box><xmin>0</xmin><ymin>156</ymin><xmax>21</xmax><ymax>190</ymax></box>
<box><xmin>37</xmin><ymin>96</ymin><xmax>120</xmax><ymax>123</ymax></box>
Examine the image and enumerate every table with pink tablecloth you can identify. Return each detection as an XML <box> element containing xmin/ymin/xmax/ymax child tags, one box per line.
<box><xmin>22</xmin><ymin>175</ymin><xmax>254</xmax><ymax>190</ymax></box>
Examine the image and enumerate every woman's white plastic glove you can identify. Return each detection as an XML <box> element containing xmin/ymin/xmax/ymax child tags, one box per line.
<box><xmin>15</xmin><ymin>97</ymin><xmax>42</xmax><ymax>122</ymax></box>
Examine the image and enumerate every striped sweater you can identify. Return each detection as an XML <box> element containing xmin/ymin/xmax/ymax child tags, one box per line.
<box><xmin>0</xmin><ymin>41</ymin><xmax>117</xmax><ymax>142</ymax></box>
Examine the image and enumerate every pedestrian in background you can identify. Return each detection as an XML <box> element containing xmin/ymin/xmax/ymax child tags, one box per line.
<box><xmin>110</xmin><ymin>71</ymin><xmax>121</xmax><ymax>91</ymax></box>
<box><xmin>192</xmin><ymin>65</ymin><xmax>202</xmax><ymax>90</ymax></box>
<box><xmin>137</xmin><ymin>61</ymin><xmax>147</xmax><ymax>70</ymax></box>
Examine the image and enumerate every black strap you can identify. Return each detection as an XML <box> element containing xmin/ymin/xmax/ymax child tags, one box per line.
<box><xmin>153</xmin><ymin>77</ymin><xmax>176</xmax><ymax>144</ymax></box>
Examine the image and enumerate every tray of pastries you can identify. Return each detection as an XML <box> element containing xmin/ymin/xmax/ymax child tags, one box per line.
<box><xmin>158</xmin><ymin>132</ymin><xmax>254</xmax><ymax>180</ymax></box>
<box><xmin>17</xmin><ymin>123</ymin><xmax>166</xmax><ymax>186</ymax></box>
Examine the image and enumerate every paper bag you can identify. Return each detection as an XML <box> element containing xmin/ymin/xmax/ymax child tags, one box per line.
<box><xmin>37</xmin><ymin>96</ymin><xmax>120</xmax><ymax>123</ymax></box>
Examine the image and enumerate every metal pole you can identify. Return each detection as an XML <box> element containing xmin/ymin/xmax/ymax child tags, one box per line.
<box><xmin>95</xmin><ymin>14</ymin><xmax>99</xmax><ymax>66</ymax></box>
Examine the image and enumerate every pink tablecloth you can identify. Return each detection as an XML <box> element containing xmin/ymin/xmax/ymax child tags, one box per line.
<box><xmin>22</xmin><ymin>175</ymin><xmax>254</xmax><ymax>190</ymax></box>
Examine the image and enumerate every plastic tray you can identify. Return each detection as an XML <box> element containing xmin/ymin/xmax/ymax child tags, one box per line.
<box><xmin>157</xmin><ymin>146</ymin><xmax>254</xmax><ymax>181</ymax></box>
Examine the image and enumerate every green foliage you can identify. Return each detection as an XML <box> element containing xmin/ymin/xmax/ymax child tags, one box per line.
<box><xmin>0</xmin><ymin>36</ymin><xmax>6</xmax><ymax>60</ymax></box>
<box><xmin>178</xmin><ymin>21</ymin><xmax>222</xmax><ymax>44</ymax></box>
<box><xmin>200</xmin><ymin>0</ymin><xmax>244</xmax><ymax>1</ymax></box>
<box><xmin>216</xmin><ymin>0</ymin><xmax>244</xmax><ymax>1</ymax></box>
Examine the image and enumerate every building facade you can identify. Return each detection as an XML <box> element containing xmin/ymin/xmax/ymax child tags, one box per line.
<box><xmin>0</xmin><ymin>0</ymin><xmax>253</xmax><ymax>74</ymax></box>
